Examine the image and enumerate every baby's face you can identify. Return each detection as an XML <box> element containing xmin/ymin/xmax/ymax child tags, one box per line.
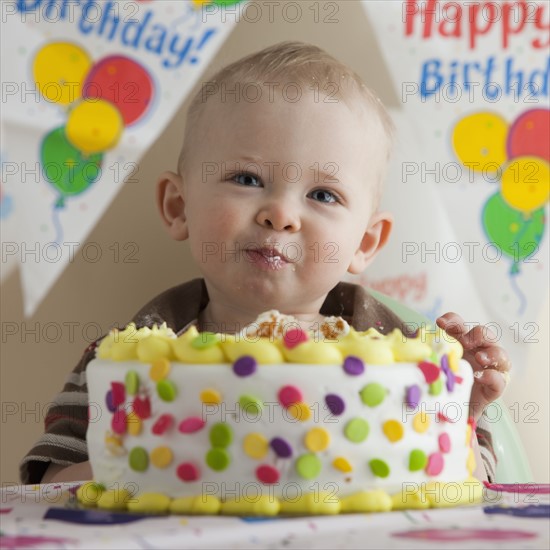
<box><xmin>179</xmin><ymin>87</ymin><xmax>389</xmax><ymax>316</ymax></box>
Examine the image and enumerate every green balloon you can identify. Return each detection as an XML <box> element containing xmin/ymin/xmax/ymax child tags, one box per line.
<box><xmin>482</xmin><ymin>192</ymin><xmax>545</xmax><ymax>273</ymax></box>
<box><xmin>41</xmin><ymin>127</ymin><xmax>102</xmax><ymax>205</ymax></box>
<box><xmin>213</xmin><ymin>0</ymin><xmax>245</xmax><ymax>5</ymax></box>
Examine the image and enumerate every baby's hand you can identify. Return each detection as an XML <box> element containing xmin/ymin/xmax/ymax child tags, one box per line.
<box><xmin>436</xmin><ymin>312</ymin><xmax>512</xmax><ymax>422</ymax></box>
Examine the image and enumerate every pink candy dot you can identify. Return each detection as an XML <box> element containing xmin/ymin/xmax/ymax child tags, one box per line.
<box><xmin>179</xmin><ymin>416</ymin><xmax>205</xmax><ymax>434</ymax></box>
<box><xmin>111</xmin><ymin>382</ymin><xmax>126</xmax><ymax>408</ymax></box>
<box><xmin>111</xmin><ymin>410</ymin><xmax>127</xmax><ymax>434</ymax></box>
<box><xmin>256</xmin><ymin>464</ymin><xmax>280</xmax><ymax>484</ymax></box>
<box><xmin>152</xmin><ymin>414</ymin><xmax>174</xmax><ymax>435</ymax></box>
<box><xmin>426</xmin><ymin>452</ymin><xmax>444</xmax><ymax>476</ymax></box>
<box><xmin>177</xmin><ymin>462</ymin><xmax>200</xmax><ymax>482</ymax></box>
<box><xmin>132</xmin><ymin>396</ymin><xmax>151</xmax><ymax>419</ymax></box>
<box><xmin>283</xmin><ymin>328</ymin><xmax>308</xmax><ymax>349</ymax></box>
<box><xmin>417</xmin><ymin>362</ymin><xmax>440</xmax><ymax>384</ymax></box>
<box><xmin>439</xmin><ymin>433</ymin><xmax>451</xmax><ymax>453</ymax></box>
<box><xmin>278</xmin><ymin>385</ymin><xmax>303</xmax><ymax>408</ymax></box>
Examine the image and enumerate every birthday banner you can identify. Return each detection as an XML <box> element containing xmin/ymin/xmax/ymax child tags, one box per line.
<box><xmin>357</xmin><ymin>0</ymin><xmax>549</xmax><ymax>364</ymax></box>
<box><xmin>0</xmin><ymin>0</ymin><xmax>247</xmax><ymax>315</ymax></box>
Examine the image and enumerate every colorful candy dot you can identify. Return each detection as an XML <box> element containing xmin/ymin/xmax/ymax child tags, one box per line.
<box><xmin>200</xmin><ymin>388</ymin><xmax>221</xmax><ymax>405</ymax></box>
<box><xmin>126</xmin><ymin>411</ymin><xmax>142</xmax><ymax>436</ymax></box>
<box><xmin>304</xmin><ymin>427</ymin><xmax>331</xmax><ymax>452</ymax></box>
<box><xmin>105</xmin><ymin>390</ymin><xmax>116</xmax><ymax>413</ymax></box>
<box><xmin>409</xmin><ymin>449</ymin><xmax>428</xmax><ymax>471</ymax></box>
<box><xmin>286</xmin><ymin>402</ymin><xmax>311</xmax><ymax>422</ymax></box>
<box><xmin>360</xmin><ymin>383</ymin><xmax>386</xmax><ymax>407</ymax></box>
<box><xmin>129</xmin><ymin>447</ymin><xmax>149</xmax><ymax>472</ymax></box>
<box><xmin>125</xmin><ymin>371</ymin><xmax>139</xmax><ymax>395</ymax></box>
<box><xmin>256</xmin><ymin>464</ymin><xmax>280</xmax><ymax>484</ymax></box>
<box><xmin>369</xmin><ymin>459</ymin><xmax>390</xmax><ymax>478</ymax></box>
<box><xmin>332</xmin><ymin>457</ymin><xmax>353</xmax><ymax>473</ymax></box>
<box><xmin>239</xmin><ymin>394</ymin><xmax>263</xmax><ymax>415</ymax></box>
<box><xmin>191</xmin><ymin>332</ymin><xmax>219</xmax><ymax>349</ymax></box>
<box><xmin>406</xmin><ymin>385</ymin><xmax>421</xmax><ymax>407</ymax></box>
<box><xmin>149</xmin><ymin>358</ymin><xmax>171</xmax><ymax>381</ymax></box>
<box><xmin>446</xmin><ymin>370</ymin><xmax>456</xmax><ymax>392</ymax></box>
<box><xmin>209</xmin><ymin>423</ymin><xmax>233</xmax><ymax>448</ymax></box>
<box><xmin>243</xmin><ymin>433</ymin><xmax>268</xmax><ymax>459</ymax></box>
<box><xmin>382</xmin><ymin>419</ymin><xmax>404</xmax><ymax>443</ymax></box>
<box><xmin>150</xmin><ymin>446</ymin><xmax>173</xmax><ymax>468</ymax></box>
<box><xmin>233</xmin><ymin>356</ymin><xmax>257</xmax><ymax>377</ymax></box>
<box><xmin>132</xmin><ymin>396</ymin><xmax>151</xmax><ymax>419</ymax></box>
<box><xmin>177</xmin><ymin>462</ymin><xmax>200</xmax><ymax>481</ymax></box>
<box><xmin>157</xmin><ymin>379</ymin><xmax>177</xmax><ymax>402</ymax></box>
<box><xmin>426</xmin><ymin>452</ymin><xmax>444</xmax><ymax>476</ymax></box>
<box><xmin>325</xmin><ymin>394</ymin><xmax>345</xmax><ymax>416</ymax></box>
<box><xmin>152</xmin><ymin>414</ymin><xmax>174</xmax><ymax>435</ymax></box>
<box><xmin>344</xmin><ymin>418</ymin><xmax>369</xmax><ymax>443</ymax></box>
<box><xmin>439</xmin><ymin>432</ymin><xmax>451</xmax><ymax>453</ymax></box>
<box><xmin>111</xmin><ymin>382</ymin><xmax>126</xmax><ymax>408</ymax></box>
<box><xmin>206</xmin><ymin>448</ymin><xmax>231</xmax><ymax>471</ymax></box>
<box><xmin>283</xmin><ymin>327</ymin><xmax>309</xmax><ymax>349</ymax></box>
<box><xmin>413</xmin><ymin>412</ymin><xmax>431</xmax><ymax>433</ymax></box>
<box><xmin>178</xmin><ymin>416</ymin><xmax>205</xmax><ymax>434</ymax></box>
<box><xmin>467</xmin><ymin>448</ymin><xmax>476</xmax><ymax>474</ymax></box>
<box><xmin>111</xmin><ymin>410</ymin><xmax>127</xmax><ymax>434</ymax></box>
<box><xmin>295</xmin><ymin>453</ymin><xmax>322</xmax><ymax>479</ymax></box>
<box><xmin>429</xmin><ymin>378</ymin><xmax>443</xmax><ymax>396</ymax></box>
<box><xmin>278</xmin><ymin>385</ymin><xmax>303</xmax><ymax>408</ymax></box>
<box><xmin>270</xmin><ymin>437</ymin><xmax>293</xmax><ymax>458</ymax></box>
<box><xmin>417</xmin><ymin>361</ymin><xmax>440</xmax><ymax>383</ymax></box>
<box><xmin>343</xmin><ymin>356</ymin><xmax>365</xmax><ymax>375</ymax></box>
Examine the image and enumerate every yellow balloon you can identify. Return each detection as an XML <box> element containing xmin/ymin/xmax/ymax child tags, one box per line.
<box><xmin>66</xmin><ymin>100</ymin><xmax>123</xmax><ymax>154</ymax></box>
<box><xmin>452</xmin><ymin>112</ymin><xmax>508</xmax><ymax>173</ymax></box>
<box><xmin>501</xmin><ymin>157</ymin><xmax>550</xmax><ymax>213</ymax></box>
<box><xmin>33</xmin><ymin>42</ymin><xmax>92</xmax><ymax>105</ymax></box>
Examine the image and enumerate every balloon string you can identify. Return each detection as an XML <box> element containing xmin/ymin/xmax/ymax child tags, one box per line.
<box><xmin>509</xmin><ymin>270</ymin><xmax>527</xmax><ymax>316</ymax></box>
<box><xmin>51</xmin><ymin>203</ymin><xmax>64</xmax><ymax>245</ymax></box>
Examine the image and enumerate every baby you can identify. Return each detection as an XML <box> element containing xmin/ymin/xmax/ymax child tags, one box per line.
<box><xmin>21</xmin><ymin>41</ymin><xmax>511</xmax><ymax>486</ymax></box>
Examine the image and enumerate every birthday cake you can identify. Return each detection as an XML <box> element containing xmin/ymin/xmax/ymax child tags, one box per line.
<box><xmin>79</xmin><ymin>312</ymin><xmax>482</xmax><ymax>515</ymax></box>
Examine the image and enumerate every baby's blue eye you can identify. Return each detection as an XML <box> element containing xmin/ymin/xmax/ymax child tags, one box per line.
<box><xmin>233</xmin><ymin>173</ymin><xmax>260</xmax><ymax>187</ymax></box>
<box><xmin>309</xmin><ymin>189</ymin><xmax>337</xmax><ymax>204</ymax></box>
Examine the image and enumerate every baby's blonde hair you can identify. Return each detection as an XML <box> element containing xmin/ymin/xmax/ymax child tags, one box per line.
<box><xmin>179</xmin><ymin>41</ymin><xmax>394</xmax><ymax>205</ymax></box>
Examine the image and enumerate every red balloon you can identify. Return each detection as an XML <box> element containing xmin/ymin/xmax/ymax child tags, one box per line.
<box><xmin>83</xmin><ymin>55</ymin><xmax>154</xmax><ymax>126</ymax></box>
<box><xmin>507</xmin><ymin>108</ymin><xmax>550</xmax><ymax>163</ymax></box>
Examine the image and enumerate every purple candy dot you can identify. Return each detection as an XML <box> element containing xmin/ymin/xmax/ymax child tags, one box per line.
<box><xmin>270</xmin><ymin>437</ymin><xmax>293</xmax><ymax>458</ymax></box>
<box><xmin>325</xmin><ymin>394</ymin><xmax>345</xmax><ymax>416</ymax></box>
<box><xmin>233</xmin><ymin>356</ymin><xmax>257</xmax><ymax>377</ymax></box>
<box><xmin>446</xmin><ymin>370</ymin><xmax>455</xmax><ymax>392</ymax></box>
<box><xmin>343</xmin><ymin>356</ymin><xmax>365</xmax><ymax>376</ymax></box>
<box><xmin>406</xmin><ymin>385</ymin><xmax>421</xmax><ymax>408</ymax></box>
<box><xmin>105</xmin><ymin>390</ymin><xmax>116</xmax><ymax>413</ymax></box>
<box><xmin>440</xmin><ymin>354</ymin><xmax>450</xmax><ymax>374</ymax></box>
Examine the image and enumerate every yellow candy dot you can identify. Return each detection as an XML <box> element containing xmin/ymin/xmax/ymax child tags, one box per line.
<box><xmin>465</xmin><ymin>424</ymin><xmax>472</xmax><ymax>446</ymax></box>
<box><xmin>97</xmin><ymin>489</ymin><xmax>131</xmax><ymax>510</ymax></box>
<box><xmin>467</xmin><ymin>448</ymin><xmax>476</xmax><ymax>475</ymax></box>
<box><xmin>382</xmin><ymin>419</ymin><xmax>404</xmax><ymax>442</ymax></box>
<box><xmin>127</xmin><ymin>493</ymin><xmax>171</xmax><ymax>514</ymax></box>
<box><xmin>150</xmin><ymin>446</ymin><xmax>173</xmax><ymax>469</ymax></box>
<box><xmin>200</xmin><ymin>388</ymin><xmax>221</xmax><ymax>405</ymax></box>
<box><xmin>413</xmin><ymin>412</ymin><xmax>430</xmax><ymax>433</ymax></box>
<box><xmin>127</xmin><ymin>411</ymin><xmax>142</xmax><ymax>436</ymax></box>
<box><xmin>287</xmin><ymin>402</ymin><xmax>311</xmax><ymax>422</ymax></box>
<box><xmin>332</xmin><ymin>457</ymin><xmax>353</xmax><ymax>473</ymax></box>
<box><xmin>243</xmin><ymin>433</ymin><xmax>268</xmax><ymax>459</ymax></box>
<box><xmin>304</xmin><ymin>427</ymin><xmax>331</xmax><ymax>452</ymax></box>
<box><xmin>448</xmin><ymin>350</ymin><xmax>460</xmax><ymax>373</ymax></box>
<box><xmin>150</xmin><ymin>357</ymin><xmax>171</xmax><ymax>381</ymax></box>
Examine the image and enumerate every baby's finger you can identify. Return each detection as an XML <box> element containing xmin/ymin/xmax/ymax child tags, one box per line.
<box><xmin>459</xmin><ymin>325</ymin><xmax>500</xmax><ymax>351</ymax></box>
<box><xmin>436</xmin><ymin>312</ymin><xmax>467</xmax><ymax>337</ymax></box>
<box><xmin>475</xmin><ymin>346</ymin><xmax>512</xmax><ymax>373</ymax></box>
<box><xmin>473</xmin><ymin>367</ymin><xmax>509</xmax><ymax>400</ymax></box>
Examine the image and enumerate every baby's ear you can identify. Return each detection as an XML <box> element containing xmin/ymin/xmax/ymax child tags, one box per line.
<box><xmin>347</xmin><ymin>211</ymin><xmax>393</xmax><ymax>274</ymax></box>
<box><xmin>156</xmin><ymin>171</ymin><xmax>189</xmax><ymax>241</ymax></box>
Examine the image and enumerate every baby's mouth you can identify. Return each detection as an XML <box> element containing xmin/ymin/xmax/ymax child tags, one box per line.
<box><xmin>244</xmin><ymin>247</ymin><xmax>290</xmax><ymax>270</ymax></box>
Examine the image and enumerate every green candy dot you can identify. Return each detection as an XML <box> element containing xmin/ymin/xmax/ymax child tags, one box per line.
<box><xmin>344</xmin><ymin>418</ymin><xmax>370</xmax><ymax>443</ymax></box>
<box><xmin>409</xmin><ymin>449</ymin><xmax>428</xmax><ymax>471</ymax></box>
<box><xmin>125</xmin><ymin>370</ymin><xmax>139</xmax><ymax>395</ymax></box>
<box><xmin>238</xmin><ymin>394</ymin><xmax>263</xmax><ymax>415</ymax></box>
<box><xmin>429</xmin><ymin>377</ymin><xmax>443</xmax><ymax>396</ymax></box>
<box><xmin>209</xmin><ymin>423</ymin><xmax>233</xmax><ymax>448</ymax></box>
<box><xmin>157</xmin><ymin>379</ymin><xmax>177</xmax><ymax>402</ymax></box>
<box><xmin>206</xmin><ymin>447</ymin><xmax>230</xmax><ymax>471</ymax></box>
<box><xmin>430</xmin><ymin>350</ymin><xmax>438</xmax><ymax>363</ymax></box>
<box><xmin>369</xmin><ymin>459</ymin><xmax>390</xmax><ymax>478</ymax></box>
<box><xmin>359</xmin><ymin>383</ymin><xmax>386</xmax><ymax>407</ymax></box>
<box><xmin>191</xmin><ymin>332</ymin><xmax>219</xmax><ymax>349</ymax></box>
<box><xmin>129</xmin><ymin>447</ymin><xmax>149</xmax><ymax>472</ymax></box>
<box><xmin>295</xmin><ymin>453</ymin><xmax>322</xmax><ymax>480</ymax></box>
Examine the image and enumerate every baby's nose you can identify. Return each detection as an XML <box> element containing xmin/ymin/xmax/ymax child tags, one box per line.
<box><xmin>256</xmin><ymin>202</ymin><xmax>301</xmax><ymax>232</ymax></box>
